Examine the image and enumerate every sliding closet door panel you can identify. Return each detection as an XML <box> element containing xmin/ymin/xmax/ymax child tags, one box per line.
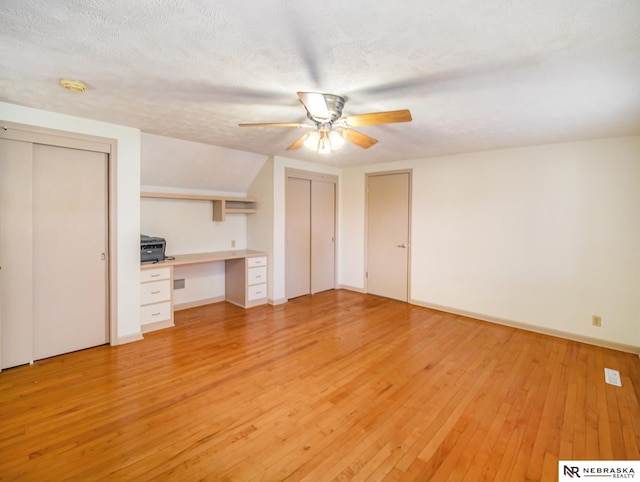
<box><xmin>311</xmin><ymin>180</ymin><xmax>335</xmax><ymax>294</ymax></box>
<box><xmin>0</xmin><ymin>139</ymin><xmax>35</xmax><ymax>369</ymax></box>
<box><xmin>32</xmin><ymin>144</ymin><xmax>108</xmax><ymax>360</ymax></box>
<box><xmin>285</xmin><ymin>177</ymin><xmax>311</xmax><ymax>299</ymax></box>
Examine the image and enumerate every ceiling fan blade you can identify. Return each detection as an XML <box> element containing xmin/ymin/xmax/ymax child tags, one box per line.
<box><xmin>239</xmin><ymin>122</ymin><xmax>306</xmax><ymax>128</ymax></box>
<box><xmin>344</xmin><ymin>109</ymin><xmax>412</xmax><ymax>127</ymax></box>
<box><xmin>286</xmin><ymin>133</ymin><xmax>309</xmax><ymax>150</ymax></box>
<box><xmin>297</xmin><ymin>92</ymin><xmax>330</xmax><ymax>120</ymax></box>
<box><xmin>341</xmin><ymin>129</ymin><xmax>378</xmax><ymax>149</ymax></box>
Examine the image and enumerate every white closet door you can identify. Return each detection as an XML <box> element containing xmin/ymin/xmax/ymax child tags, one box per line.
<box><xmin>311</xmin><ymin>180</ymin><xmax>335</xmax><ymax>294</ymax></box>
<box><xmin>285</xmin><ymin>177</ymin><xmax>311</xmax><ymax>299</ymax></box>
<box><xmin>0</xmin><ymin>139</ymin><xmax>35</xmax><ymax>368</ymax></box>
<box><xmin>32</xmin><ymin>144</ymin><xmax>108</xmax><ymax>360</ymax></box>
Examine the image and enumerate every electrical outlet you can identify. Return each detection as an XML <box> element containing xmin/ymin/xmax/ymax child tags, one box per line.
<box><xmin>592</xmin><ymin>315</ymin><xmax>602</xmax><ymax>327</ymax></box>
<box><xmin>231</xmin><ymin>240</ymin><xmax>236</xmax><ymax>248</ymax></box>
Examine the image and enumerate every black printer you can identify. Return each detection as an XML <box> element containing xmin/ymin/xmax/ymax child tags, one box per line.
<box><xmin>140</xmin><ymin>235</ymin><xmax>166</xmax><ymax>262</ymax></box>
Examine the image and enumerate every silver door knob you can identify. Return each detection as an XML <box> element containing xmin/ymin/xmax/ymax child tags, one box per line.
<box><xmin>397</xmin><ymin>243</ymin><xmax>408</xmax><ymax>248</ymax></box>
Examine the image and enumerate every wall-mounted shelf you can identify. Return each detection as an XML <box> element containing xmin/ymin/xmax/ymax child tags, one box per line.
<box><xmin>141</xmin><ymin>192</ymin><xmax>257</xmax><ymax>222</ymax></box>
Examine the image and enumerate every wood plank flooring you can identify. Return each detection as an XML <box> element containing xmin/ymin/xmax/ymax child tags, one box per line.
<box><xmin>1</xmin><ymin>290</ymin><xmax>639</xmax><ymax>481</ymax></box>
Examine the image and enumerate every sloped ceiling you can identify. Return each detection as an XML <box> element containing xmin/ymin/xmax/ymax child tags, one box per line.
<box><xmin>1</xmin><ymin>0</ymin><xmax>639</xmax><ymax>170</ymax></box>
<box><xmin>140</xmin><ymin>132</ymin><xmax>267</xmax><ymax>193</ymax></box>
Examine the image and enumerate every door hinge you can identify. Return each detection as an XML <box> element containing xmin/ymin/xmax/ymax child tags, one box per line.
<box><xmin>365</xmin><ymin>271</ymin><xmax>368</xmax><ymax>278</ymax></box>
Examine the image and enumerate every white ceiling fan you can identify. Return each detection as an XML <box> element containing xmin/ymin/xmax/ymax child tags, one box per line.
<box><xmin>239</xmin><ymin>92</ymin><xmax>412</xmax><ymax>153</ymax></box>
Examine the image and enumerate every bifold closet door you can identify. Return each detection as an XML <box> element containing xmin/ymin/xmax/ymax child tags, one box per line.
<box><xmin>0</xmin><ymin>140</ymin><xmax>108</xmax><ymax>369</ymax></box>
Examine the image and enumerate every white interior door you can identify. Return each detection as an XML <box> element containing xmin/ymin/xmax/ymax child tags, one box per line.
<box><xmin>366</xmin><ymin>172</ymin><xmax>411</xmax><ymax>301</ymax></box>
<box><xmin>311</xmin><ymin>180</ymin><xmax>335</xmax><ymax>294</ymax></box>
<box><xmin>285</xmin><ymin>177</ymin><xmax>311</xmax><ymax>299</ymax></box>
<box><xmin>32</xmin><ymin>144</ymin><xmax>108</xmax><ymax>360</ymax></box>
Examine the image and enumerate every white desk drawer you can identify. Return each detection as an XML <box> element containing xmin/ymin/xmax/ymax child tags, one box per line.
<box><xmin>247</xmin><ymin>266</ymin><xmax>267</xmax><ymax>285</ymax></box>
<box><xmin>140</xmin><ymin>301</ymin><xmax>171</xmax><ymax>325</ymax></box>
<box><xmin>247</xmin><ymin>256</ymin><xmax>267</xmax><ymax>268</ymax></box>
<box><xmin>141</xmin><ymin>279</ymin><xmax>171</xmax><ymax>305</ymax></box>
<box><xmin>141</xmin><ymin>267</ymin><xmax>170</xmax><ymax>283</ymax></box>
<box><xmin>247</xmin><ymin>283</ymin><xmax>267</xmax><ymax>301</ymax></box>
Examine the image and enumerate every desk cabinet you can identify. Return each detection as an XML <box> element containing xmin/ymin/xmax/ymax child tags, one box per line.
<box><xmin>140</xmin><ymin>250</ymin><xmax>268</xmax><ymax>333</ymax></box>
<box><xmin>225</xmin><ymin>255</ymin><xmax>268</xmax><ymax>308</ymax></box>
<box><xmin>140</xmin><ymin>267</ymin><xmax>174</xmax><ymax>333</ymax></box>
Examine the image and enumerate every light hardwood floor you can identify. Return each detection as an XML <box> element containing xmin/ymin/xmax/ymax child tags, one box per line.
<box><xmin>1</xmin><ymin>290</ymin><xmax>639</xmax><ymax>481</ymax></box>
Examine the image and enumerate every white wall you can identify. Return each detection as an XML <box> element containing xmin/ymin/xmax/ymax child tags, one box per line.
<box><xmin>140</xmin><ymin>192</ymin><xmax>248</xmax><ymax>254</ymax></box>
<box><xmin>0</xmin><ymin>102</ymin><xmax>142</xmax><ymax>342</ymax></box>
<box><xmin>339</xmin><ymin>167</ymin><xmax>368</xmax><ymax>291</ymax></box>
<box><xmin>340</xmin><ymin>137</ymin><xmax>640</xmax><ymax>350</ymax></box>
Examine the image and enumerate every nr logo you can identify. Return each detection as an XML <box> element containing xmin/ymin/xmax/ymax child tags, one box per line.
<box><xmin>564</xmin><ymin>465</ymin><xmax>581</xmax><ymax>478</ymax></box>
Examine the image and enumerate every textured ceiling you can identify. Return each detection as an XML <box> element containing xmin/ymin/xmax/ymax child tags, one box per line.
<box><xmin>1</xmin><ymin>0</ymin><xmax>639</xmax><ymax>168</ymax></box>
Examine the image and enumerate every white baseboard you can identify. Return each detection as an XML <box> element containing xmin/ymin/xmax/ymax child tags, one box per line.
<box><xmin>410</xmin><ymin>299</ymin><xmax>640</xmax><ymax>355</ymax></box>
<box><xmin>269</xmin><ymin>297</ymin><xmax>288</xmax><ymax>306</ymax></box>
<box><xmin>141</xmin><ymin>319</ymin><xmax>175</xmax><ymax>334</ymax></box>
<box><xmin>116</xmin><ymin>332</ymin><xmax>144</xmax><ymax>345</ymax></box>
<box><xmin>337</xmin><ymin>284</ymin><xmax>366</xmax><ymax>294</ymax></box>
<box><xmin>174</xmin><ymin>296</ymin><xmax>225</xmax><ymax>311</ymax></box>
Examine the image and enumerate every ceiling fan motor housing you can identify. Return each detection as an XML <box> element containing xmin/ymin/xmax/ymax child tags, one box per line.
<box><xmin>306</xmin><ymin>93</ymin><xmax>346</xmax><ymax>123</ymax></box>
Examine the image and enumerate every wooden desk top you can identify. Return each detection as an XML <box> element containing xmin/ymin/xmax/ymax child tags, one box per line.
<box><xmin>140</xmin><ymin>249</ymin><xmax>266</xmax><ymax>269</ymax></box>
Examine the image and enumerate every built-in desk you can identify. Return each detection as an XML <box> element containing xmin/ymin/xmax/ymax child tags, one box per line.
<box><xmin>140</xmin><ymin>250</ymin><xmax>267</xmax><ymax>333</ymax></box>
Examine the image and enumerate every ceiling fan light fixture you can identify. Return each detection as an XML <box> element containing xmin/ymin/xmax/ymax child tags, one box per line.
<box><xmin>303</xmin><ymin>131</ymin><xmax>320</xmax><ymax>150</ymax></box>
<box><xmin>328</xmin><ymin>130</ymin><xmax>345</xmax><ymax>150</ymax></box>
<box><xmin>318</xmin><ymin>131</ymin><xmax>332</xmax><ymax>154</ymax></box>
<box><xmin>303</xmin><ymin>129</ymin><xmax>345</xmax><ymax>154</ymax></box>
